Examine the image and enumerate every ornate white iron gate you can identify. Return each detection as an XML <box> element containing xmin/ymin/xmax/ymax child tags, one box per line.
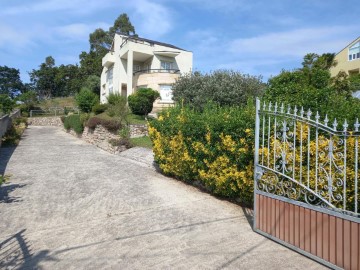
<box><xmin>253</xmin><ymin>98</ymin><xmax>360</xmax><ymax>270</ymax></box>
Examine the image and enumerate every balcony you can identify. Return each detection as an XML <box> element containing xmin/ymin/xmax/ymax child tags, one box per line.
<box><xmin>102</xmin><ymin>53</ymin><xmax>116</xmax><ymax>68</ymax></box>
<box><xmin>133</xmin><ymin>69</ymin><xmax>180</xmax><ymax>76</ymax></box>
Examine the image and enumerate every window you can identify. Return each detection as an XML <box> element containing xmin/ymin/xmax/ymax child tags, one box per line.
<box><xmin>133</xmin><ymin>65</ymin><xmax>141</xmax><ymax>72</ymax></box>
<box><xmin>159</xmin><ymin>85</ymin><xmax>173</xmax><ymax>102</ymax></box>
<box><xmin>107</xmin><ymin>67</ymin><xmax>113</xmax><ymax>93</ymax></box>
<box><xmin>349</xmin><ymin>41</ymin><xmax>360</xmax><ymax>61</ymax></box>
<box><xmin>161</xmin><ymin>61</ymin><xmax>173</xmax><ymax>71</ymax></box>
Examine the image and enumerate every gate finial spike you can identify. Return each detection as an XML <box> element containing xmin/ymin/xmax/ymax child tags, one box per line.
<box><xmin>300</xmin><ymin>107</ymin><xmax>304</xmax><ymax>117</ymax></box>
<box><xmin>280</xmin><ymin>103</ymin><xmax>284</xmax><ymax>113</ymax></box>
<box><xmin>343</xmin><ymin>119</ymin><xmax>348</xmax><ymax>132</ymax></box>
<box><xmin>274</xmin><ymin>102</ymin><xmax>278</xmax><ymax>113</ymax></box>
<box><xmin>324</xmin><ymin>114</ymin><xmax>329</xmax><ymax>126</ymax></box>
<box><xmin>268</xmin><ymin>102</ymin><xmax>272</xmax><ymax>111</ymax></box>
<box><xmin>355</xmin><ymin>118</ymin><xmax>360</xmax><ymax>132</ymax></box>
<box><xmin>263</xmin><ymin>101</ymin><xmax>266</xmax><ymax>110</ymax></box>
<box><xmin>307</xmin><ymin>109</ymin><xmax>312</xmax><ymax>119</ymax></box>
<box><xmin>287</xmin><ymin>104</ymin><xmax>291</xmax><ymax>114</ymax></box>
<box><xmin>333</xmin><ymin>118</ymin><xmax>338</xmax><ymax>131</ymax></box>
<box><xmin>293</xmin><ymin>105</ymin><xmax>298</xmax><ymax>116</ymax></box>
<box><xmin>315</xmin><ymin>111</ymin><xmax>320</xmax><ymax>123</ymax></box>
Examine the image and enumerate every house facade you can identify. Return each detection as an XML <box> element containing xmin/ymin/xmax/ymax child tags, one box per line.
<box><xmin>100</xmin><ymin>34</ymin><xmax>193</xmax><ymax>109</ymax></box>
<box><xmin>330</xmin><ymin>36</ymin><xmax>360</xmax><ymax>77</ymax></box>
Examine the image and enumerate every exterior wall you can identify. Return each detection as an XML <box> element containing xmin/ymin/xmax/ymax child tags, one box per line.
<box><xmin>330</xmin><ymin>37</ymin><xmax>360</xmax><ymax>77</ymax></box>
<box><xmin>100</xmin><ymin>34</ymin><xmax>193</xmax><ymax>106</ymax></box>
<box><xmin>135</xmin><ymin>72</ymin><xmax>180</xmax><ymax>110</ymax></box>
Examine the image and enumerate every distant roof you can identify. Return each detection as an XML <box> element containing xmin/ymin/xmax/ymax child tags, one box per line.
<box><xmin>336</xmin><ymin>36</ymin><xmax>360</xmax><ymax>56</ymax></box>
<box><xmin>118</xmin><ymin>34</ymin><xmax>189</xmax><ymax>52</ymax></box>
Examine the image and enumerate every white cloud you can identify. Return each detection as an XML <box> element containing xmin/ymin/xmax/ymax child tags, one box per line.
<box><xmin>0</xmin><ymin>24</ymin><xmax>35</xmax><ymax>52</ymax></box>
<box><xmin>186</xmin><ymin>26</ymin><xmax>359</xmax><ymax>80</ymax></box>
<box><xmin>1</xmin><ymin>0</ymin><xmax>116</xmax><ymax>15</ymax></box>
<box><xmin>229</xmin><ymin>27</ymin><xmax>357</xmax><ymax>58</ymax></box>
<box><xmin>127</xmin><ymin>0</ymin><xmax>173</xmax><ymax>38</ymax></box>
<box><xmin>56</xmin><ymin>22</ymin><xmax>110</xmax><ymax>41</ymax></box>
<box><xmin>162</xmin><ymin>0</ymin><xmax>253</xmax><ymax>12</ymax></box>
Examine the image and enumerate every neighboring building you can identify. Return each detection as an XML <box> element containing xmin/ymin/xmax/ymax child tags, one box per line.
<box><xmin>330</xmin><ymin>36</ymin><xmax>360</xmax><ymax>77</ymax></box>
<box><xmin>100</xmin><ymin>34</ymin><xmax>193</xmax><ymax>110</ymax></box>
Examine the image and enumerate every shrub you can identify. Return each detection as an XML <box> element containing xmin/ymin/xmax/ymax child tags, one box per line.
<box><xmin>0</xmin><ymin>94</ymin><xmax>15</xmax><ymax>114</ymax></box>
<box><xmin>63</xmin><ymin>114</ymin><xmax>84</xmax><ymax>134</ymax></box>
<box><xmin>92</xmin><ymin>103</ymin><xmax>108</xmax><ymax>115</ymax></box>
<box><xmin>172</xmin><ymin>70</ymin><xmax>265</xmax><ymax>109</ymax></box>
<box><xmin>86</xmin><ymin>117</ymin><xmax>121</xmax><ymax>132</ymax></box>
<box><xmin>128</xmin><ymin>88</ymin><xmax>160</xmax><ymax>116</ymax></box>
<box><xmin>264</xmin><ymin>53</ymin><xmax>360</xmax><ymax>125</ymax></box>
<box><xmin>107</xmin><ymin>93</ymin><xmax>125</xmax><ymax>105</ymax></box>
<box><xmin>108</xmin><ymin>138</ymin><xmax>132</xmax><ymax>149</ymax></box>
<box><xmin>148</xmin><ymin>102</ymin><xmax>255</xmax><ymax>205</ymax></box>
<box><xmin>106</xmin><ymin>94</ymin><xmax>129</xmax><ymax>124</ymax></box>
<box><xmin>75</xmin><ymin>88</ymin><xmax>98</xmax><ymax>113</ymax></box>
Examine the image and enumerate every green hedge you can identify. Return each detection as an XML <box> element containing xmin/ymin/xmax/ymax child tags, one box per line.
<box><xmin>149</xmin><ymin>102</ymin><xmax>255</xmax><ymax>205</ymax></box>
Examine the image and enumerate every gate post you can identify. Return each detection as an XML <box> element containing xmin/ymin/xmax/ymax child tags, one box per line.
<box><xmin>253</xmin><ymin>98</ymin><xmax>261</xmax><ymax>230</ymax></box>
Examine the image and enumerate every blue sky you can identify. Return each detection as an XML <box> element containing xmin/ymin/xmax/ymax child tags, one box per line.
<box><xmin>0</xmin><ymin>0</ymin><xmax>359</xmax><ymax>83</ymax></box>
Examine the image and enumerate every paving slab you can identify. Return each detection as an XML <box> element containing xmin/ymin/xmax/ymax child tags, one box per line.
<box><xmin>0</xmin><ymin>126</ymin><xmax>326</xmax><ymax>269</ymax></box>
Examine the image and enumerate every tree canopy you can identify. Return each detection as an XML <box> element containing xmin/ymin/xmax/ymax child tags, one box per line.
<box><xmin>0</xmin><ymin>66</ymin><xmax>24</xmax><ymax>98</ymax></box>
<box><xmin>264</xmin><ymin>53</ymin><xmax>360</xmax><ymax>124</ymax></box>
<box><xmin>29</xmin><ymin>56</ymin><xmax>82</xmax><ymax>98</ymax></box>
<box><xmin>81</xmin><ymin>13</ymin><xmax>137</xmax><ymax>79</ymax></box>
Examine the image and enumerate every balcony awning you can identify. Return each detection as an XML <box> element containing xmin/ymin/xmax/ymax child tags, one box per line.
<box><xmin>154</xmin><ymin>51</ymin><xmax>180</xmax><ymax>57</ymax></box>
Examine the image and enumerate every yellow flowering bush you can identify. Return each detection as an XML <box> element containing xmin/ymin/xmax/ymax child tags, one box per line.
<box><xmin>259</xmin><ymin>122</ymin><xmax>359</xmax><ymax>212</ymax></box>
<box><xmin>148</xmin><ymin>102</ymin><xmax>255</xmax><ymax>205</ymax></box>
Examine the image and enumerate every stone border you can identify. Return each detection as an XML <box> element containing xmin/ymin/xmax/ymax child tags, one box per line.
<box><xmin>27</xmin><ymin>117</ymin><xmax>63</xmax><ymax>127</ymax></box>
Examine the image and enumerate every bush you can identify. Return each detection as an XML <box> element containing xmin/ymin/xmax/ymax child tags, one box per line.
<box><xmin>264</xmin><ymin>53</ymin><xmax>360</xmax><ymax>125</ymax></box>
<box><xmin>86</xmin><ymin>117</ymin><xmax>121</xmax><ymax>132</ymax></box>
<box><xmin>128</xmin><ymin>88</ymin><xmax>160</xmax><ymax>116</ymax></box>
<box><xmin>92</xmin><ymin>104</ymin><xmax>108</xmax><ymax>115</ymax></box>
<box><xmin>106</xmin><ymin>94</ymin><xmax>129</xmax><ymax>124</ymax></box>
<box><xmin>108</xmin><ymin>138</ymin><xmax>132</xmax><ymax>149</ymax></box>
<box><xmin>107</xmin><ymin>93</ymin><xmax>125</xmax><ymax>105</ymax></box>
<box><xmin>63</xmin><ymin>114</ymin><xmax>84</xmax><ymax>134</ymax></box>
<box><xmin>172</xmin><ymin>70</ymin><xmax>265</xmax><ymax>109</ymax></box>
<box><xmin>148</xmin><ymin>102</ymin><xmax>255</xmax><ymax>205</ymax></box>
<box><xmin>0</xmin><ymin>94</ymin><xmax>15</xmax><ymax>114</ymax></box>
<box><xmin>75</xmin><ymin>88</ymin><xmax>98</xmax><ymax>113</ymax></box>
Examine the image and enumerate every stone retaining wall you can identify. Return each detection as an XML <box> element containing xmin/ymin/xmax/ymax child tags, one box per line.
<box><xmin>67</xmin><ymin>124</ymin><xmax>148</xmax><ymax>154</ymax></box>
<box><xmin>84</xmin><ymin>126</ymin><xmax>127</xmax><ymax>154</ymax></box>
<box><xmin>130</xmin><ymin>124</ymin><xmax>148</xmax><ymax>137</ymax></box>
<box><xmin>0</xmin><ymin>110</ymin><xmax>21</xmax><ymax>147</ymax></box>
<box><xmin>28</xmin><ymin>117</ymin><xmax>63</xmax><ymax>127</ymax></box>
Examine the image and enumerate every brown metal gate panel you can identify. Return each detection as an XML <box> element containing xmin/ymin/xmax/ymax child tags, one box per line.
<box><xmin>255</xmin><ymin>193</ymin><xmax>360</xmax><ymax>270</ymax></box>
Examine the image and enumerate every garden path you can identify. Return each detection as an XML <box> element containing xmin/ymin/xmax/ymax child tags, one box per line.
<box><xmin>0</xmin><ymin>126</ymin><xmax>325</xmax><ymax>269</ymax></box>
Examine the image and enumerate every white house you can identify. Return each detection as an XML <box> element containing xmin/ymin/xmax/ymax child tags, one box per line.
<box><xmin>100</xmin><ymin>34</ymin><xmax>193</xmax><ymax>110</ymax></box>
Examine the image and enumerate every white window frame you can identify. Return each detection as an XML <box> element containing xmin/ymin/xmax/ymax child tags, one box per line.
<box><xmin>348</xmin><ymin>41</ymin><xmax>360</xmax><ymax>61</ymax></box>
<box><xmin>159</xmin><ymin>84</ymin><xmax>174</xmax><ymax>103</ymax></box>
<box><xmin>160</xmin><ymin>61</ymin><xmax>173</xmax><ymax>71</ymax></box>
<box><xmin>107</xmin><ymin>67</ymin><xmax>113</xmax><ymax>94</ymax></box>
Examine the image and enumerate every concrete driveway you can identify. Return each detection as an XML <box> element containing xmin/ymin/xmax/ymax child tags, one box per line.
<box><xmin>0</xmin><ymin>126</ymin><xmax>325</xmax><ymax>269</ymax></box>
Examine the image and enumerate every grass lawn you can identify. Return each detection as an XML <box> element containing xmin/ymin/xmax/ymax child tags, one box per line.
<box><xmin>38</xmin><ymin>96</ymin><xmax>76</xmax><ymax>110</ymax></box>
<box><xmin>130</xmin><ymin>136</ymin><xmax>152</xmax><ymax>149</ymax></box>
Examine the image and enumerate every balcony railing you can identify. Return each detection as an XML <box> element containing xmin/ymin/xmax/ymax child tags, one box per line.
<box><xmin>133</xmin><ymin>69</ymin><xmax>180</xmax><ymax>76</ymax></box>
